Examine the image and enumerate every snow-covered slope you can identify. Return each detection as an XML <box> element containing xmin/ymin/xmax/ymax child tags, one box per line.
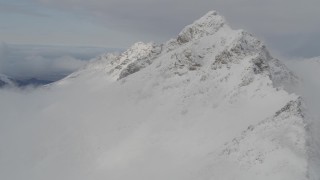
<box><xmin>0</xmin><ymin>11</ymin><xmax>317</xmax><ymax>180</ymax></box>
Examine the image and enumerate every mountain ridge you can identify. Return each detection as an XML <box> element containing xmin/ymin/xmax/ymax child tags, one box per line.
<box><xmin>51</xmin><ymin>10</ymin><xmax>312</xmax><ymax>179</ymax></box>
<box><xmin>60</xmin><ymin>11</ymin><xmax>298</xmax><ymax>92</ymax></box>
<box><xmin>1</xmin><ymin>10</ymin><xmax>317</xmax><ymax>180</ymax></box>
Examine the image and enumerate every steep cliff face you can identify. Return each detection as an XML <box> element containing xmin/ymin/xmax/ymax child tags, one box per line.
<box><xmin>0</xmin><ymin>11</ymin><xmax>315</xmax><ymax>180</ymax></box>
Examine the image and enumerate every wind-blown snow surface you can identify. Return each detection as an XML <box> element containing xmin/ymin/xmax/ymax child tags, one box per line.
<box><xmin>0</xmin><ymin>11</ymin><xmax>317</xmax><ymax>180</ymax></box>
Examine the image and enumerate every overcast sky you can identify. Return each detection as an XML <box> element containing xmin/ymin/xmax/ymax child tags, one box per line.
<box><xmin>0</xmin><ymin>43</ymin><xmax>113</xmax><ymax>80</ymax></box>
<box><xmin>1</xmin><ymin>0</ymin><xmax>320</xmax><ymax>58</ymax></box>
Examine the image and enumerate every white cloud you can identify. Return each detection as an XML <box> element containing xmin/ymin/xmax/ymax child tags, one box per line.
<box><xmin>0</xmin><ymin>43</ymin><xmax>109</xmax><ymax>80</ymax></box>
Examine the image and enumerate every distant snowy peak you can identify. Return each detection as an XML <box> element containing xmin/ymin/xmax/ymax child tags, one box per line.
<box><xmin>177</xmin><ymin>11</ymin><xmax>228</xmax><ymax>44</ymax></box>
<box><xmin>164</xmin><ymin>11</ymin><xmax>229</xmax><ymax>52</ymax></box>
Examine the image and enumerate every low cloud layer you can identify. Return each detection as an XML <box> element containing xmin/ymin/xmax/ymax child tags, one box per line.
<box><xmin>0</xmin><ymin>50</ymin><xmax>319</xmax><ymax>180</ymax></box>
<box><xmin>0</xmin><ymin>43</ymin><xmax>115</xmax><ymax>80</ymax></box>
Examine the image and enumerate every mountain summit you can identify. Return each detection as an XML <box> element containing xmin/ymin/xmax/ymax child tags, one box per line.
<box><xmin>62</xmin><ymin>11</ymin><xmax>296</xmax><ymax>90</ymax></box>
<box><xmin>176</xmin><ymin>10</ymin><xmax>227</xmax><ymax>44</ymax></box>
<box><xmin>1</xmin><ymin>11</ymin><xmax>318</xmax><ymax>180</ymax></box>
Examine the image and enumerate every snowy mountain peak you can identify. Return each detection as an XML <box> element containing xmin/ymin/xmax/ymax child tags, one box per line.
<box><xmin>177</xmin><ymin>10</ymin><xmax>228</xmax><ymax>44</ymax></box>
<box><xmin>5</xmin><ymin>10</ymin><xmax>319</xmax><ymax>180</ymax></box>
<box><xmin>62</xmin><ymin>11</ymin><xmax>297</xmax><ymax>91</ymax></box>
